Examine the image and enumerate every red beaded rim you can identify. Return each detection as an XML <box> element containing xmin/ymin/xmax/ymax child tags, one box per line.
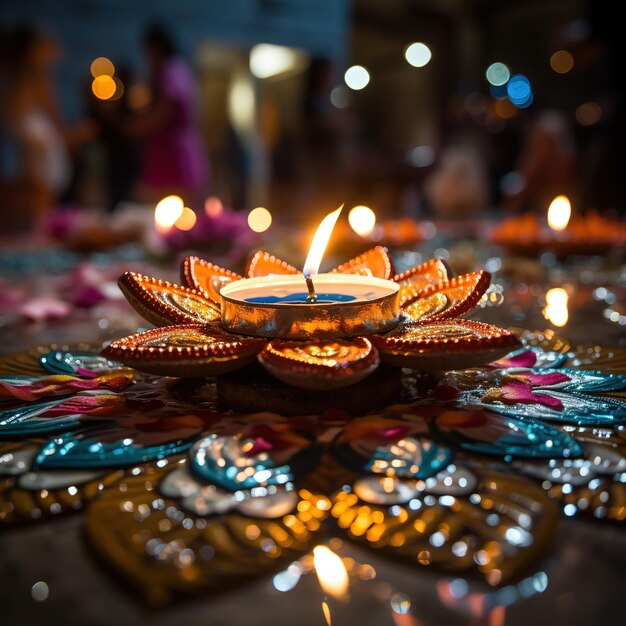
<box><xmin>331</xmin><ymin>246</ymin><xmax>394</xmax><ymax>279</ymax></box>
<box><xmin>371</xmin><ymin>320</ymin><xmax>521</xmax><ymax>354</ymax></box>
<box><xmin>118</xmin><ymin>272</ymin><xmax>220</xmax><ymax>327</ymax></box>
<box><xmin>102</xmin><ymin>324</ymin><xmax>267</xmax><ymax>362</ymax></box>
<box><xmin>180</xmin><ymin>256</ymin><xmax>242</xmax><ymax>303</ymax></box>
<box><xmin>401</xmin><ymin>270</ymin><xmax>491</xmax><ymax>321</ymax></box>
<box><xmin>259</xmin><ymin>337</ymin><xmax>380</xmax><ymax>377</ymax></box>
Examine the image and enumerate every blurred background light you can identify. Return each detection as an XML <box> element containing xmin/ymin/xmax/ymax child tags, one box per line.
<box><xmin>486</xmin><ymin>62</ymin><xmax>510</xmax><ymax>86</ymax></box>
<box><xmin>490</xmin><ymin>84</ymin><xmax>508</xmax><ymax>100</ymax></box>
<box><xmin>127</xmin><ymin>83</ymin><xmax>150</xmax><ymax>110</ymax></box>
<box><xmin>154</xmin><ymin>195</ymin><xmax>184</xmax><ymax>233</ymax></box>
<box><xmin>249</xmin><ymin>43</ymin><xmax>305</xmax><ymax>79</ymax></box>
<box><xmin>248</xmin><ymin>206</ymin><xmax>272</xmax><ymax>232</ymax></box>
<box><xmin>204</xmin><ymin>196</ymin><xmax>224</xmax><ymax>218</ymax></box>
<box><xmin>407</xmin><ymin>145</ymin><xmax>435</xmax><ymax>167</ymax></box>
<box><xmin>495</xmin><ymin>99</ymin><xmax>517</xmax><ymax>119</ymax></box>
<box><xmin>405</xmin><ymin>42</ymin><xmax>432</xmax><ymax>68</ymax></box>
<box><xmin>344</xmin><ymin>65</ymin><xmax>370</xmax><ymax>90</ymax></box>
<box><xmin>348</xmin><ymin>205</ymin><xmax>376</xmax><ymax>237</ymax></box>
<box><xmin>110</xmin><ymin>77</ymin><xmax>124</xmax><ymax>101</ymax></box>
<box><xmin>175</xmin><ymin>207</ymin><xmax>197</xmax><ymax>231</ymax></box>
<box><xmin>330</xmin><ymin>85</ymin><xmax>350</xmax><ymax>108</ymax></box>
<box><xmin>544</xmin><ymin>288</ymin><xmax>569</xmax><ymax>327</ymax></box>
<box><xmin>228</xmin><ymin>74</ymin><xmax>256</xmax><ymax>134</ymax></box>
<box><xmin>576</xmin><ymin>101</ymin><xmax>602</xmax><ymax>126</ymax></box>
<box><xmin>91</xmin><ymin>75</ymin><xmax>117</xmax><ymax>100</ymax></box>
<box><xmin>507</xmin><ymin>74</ymin><xmax>533</xmax><ymax>108</ymax></box>
<box><xmin>550</xmin><ymin>50</ymin><xmax>574</xmax><ymax>74</ymax></box>
<box><xmin>90</xmin><ymin>56</ymin><xmax>114</xmax><ymax>78</ymax></box>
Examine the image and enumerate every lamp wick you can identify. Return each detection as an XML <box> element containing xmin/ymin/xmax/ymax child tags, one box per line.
<box><xmin>305</xmin><ymin>274</ymin><xmax>317</xmax><ymax>303</ymax></box>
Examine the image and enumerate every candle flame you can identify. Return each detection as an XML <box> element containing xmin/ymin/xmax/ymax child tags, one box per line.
<box><xmin>547</xmin><ymin>195</ymin><xmax>571</xmax><ymax>231</ymax></box>
<box><xmin>154</xmin><ymin>195</ymin><xmax>184</xmax><ymax>233</ymax></box>
<box><xmin>313</xmin><ymin>545</ymin><xmax>349</xmax><ymax>599</ymax></box>
<box><xmin>543</xmin><ymin>287</ymin><xmax>569</xmax><ymax>327</ymax></box>
<box><xmin>303</xmin><ymin>206</ymin><xmax>343</xmax><ymax>276</ymax></box>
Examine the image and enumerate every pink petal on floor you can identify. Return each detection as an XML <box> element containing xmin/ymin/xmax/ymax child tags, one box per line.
<box><xmin>488</xmin><ymin>350</ymin><xmax>537</xmax><ymax>369</ymax></box>
<box><xmin>482</xmin><ymin>382</ymin><xmax>563</xmax><ymax>409</ymax></box>
<box><xmin>19</xmin><ymin>297</ymin><xmax>71</xmax><ymax>321</ymax></box>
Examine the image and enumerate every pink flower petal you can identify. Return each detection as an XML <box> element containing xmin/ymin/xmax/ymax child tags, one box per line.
<box><xmin>488</xmin><ymin>350</ymin><xmax>537</xmax><ymax>369</ymax></box>
<box><xmin>507</xmin><ymin>371</ymin><xmax>570</xmax><ymax>386</ymax></box>
<box><xmin>19</xmin><ymin>297</ymin><xmax>71</xmax><ymax>321</ymax></box>
<box><xmin>482</xmin><ymin>382</ymin><xmax>563</xmax><ymax>409</ymax></box>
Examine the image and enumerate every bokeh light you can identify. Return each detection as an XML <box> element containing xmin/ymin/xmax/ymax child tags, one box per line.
<box><xmin>110</xmin><ymin>77</ymin><xmax>124</xmax><ymax>101</ymax></box>
<box><xmin>175</xmin><ymin>207</ymin><xmax>198</xmax><ymax>231</ymax></box>
<box><xmin>128</xmin><ymin>84</ymin><xmax>150</xmax><ymax>110</ymax></box>
<box><xmin>550</xmin><ymin>50</ymin><xmax>574</xmax><ymax>74</ymax></box>
<box><xmin>154</xmin><ymin>195</ymin><xmax>184</xmax><ymax>233</ymax></box>
<box><xmin>407</xmin><ymin>145</ymin><xmax>435</xmax><ymax>167</ymax></box>
<box><xmin>348</xmin><ymin>205</ymin><xmax>376</xmax><ymax>237</ymax></box>
<box><xmin>486</xmin><ymin>62</ymin><xmax>510</xmax><ymax>86</ymax></box>
<box><xmin>544</xmin><ymin>288</ymin><xmax>569</xmax><ymax>327</ymax></box>
<box><xmin>490</xmin><ymin>84</ymin><xmax>508</xmax><ymax>100</ymax></box>
<box><xmin>90</xmin><ymin>57</ymin><xmax>114</xmax><ymax>78</ymax></box>
<box><xmin>547</xmin><ymin>195</ymin><xmax>571</xmax><ymax>231</ymax></box>
<box><xmin>204</xmin><ymin>196</ymin><xmax>224</xmax><ymax>218</ymax></box>
<box><xmin>249</xmin><ymin>44</ymin><xmax>304</xmax><ymax>79</ymax></box>
<box><xmin>405</xmin><ymin>42</ymin><xmax>432</xmax><ymax>68</ymax></box>
<box><xmin>344</xmin><ymin>65</ymin><xmax>370</xmax><ymax>90</ymax></box>
<box><xmin>507</xmin><ymin>74</ymin><xmax>533</xmax><ymax>108</ymax></box>
<box><xmin>576</xmin><ymin>102</ymin><xmax>602</xmax><ymax>126</ymax></box>
<box><xmin>330</xmin><ymin>85</ymin><xmax>350</xmax><ymax>108</ymax></box>
<box><xmin>248</xmin><ymin>207</ymin><xmax>272</xmax><ymax>232</ymax></box>
<box><xmin>495</xmin><ymin>99</ymin><xmax>517</xmax><ymax>119</ymax></box>
<box><xmin>92</xmin><ymin>75</ymin><xmax>117</xmax><ymax>100</ymax></box>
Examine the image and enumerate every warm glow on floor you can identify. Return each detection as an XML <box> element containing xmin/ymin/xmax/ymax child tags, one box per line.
<box><xmin>544</xmin><ymin>288</ymin><xmax>569</xmax><ymax>327</ymax></box>
<box><xmin>313</xmin><ymin>545</ymin><xmax>349</xmax><ymax>599</ymax></box>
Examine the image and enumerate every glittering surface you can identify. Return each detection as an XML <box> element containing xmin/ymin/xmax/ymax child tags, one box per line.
<box><xmin>0</xmin><ymin>331</ymin><xmax>624</xmax><ymax>609</ymax></box>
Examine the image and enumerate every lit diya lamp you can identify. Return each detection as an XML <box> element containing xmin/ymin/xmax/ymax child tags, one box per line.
<box><xmin>220</xmin><ymin>207</ymin><xmax>400</xmax><ymax>339</ymax></box>
<box><xmin>491</xmin><ymin>194</ymin><xmax>626</xmax><ymax>256</ymax></box>
<box><xmin>104</xmin><ymin>207</ymin><xmax>520</xmax><ymax>389</ymax></box>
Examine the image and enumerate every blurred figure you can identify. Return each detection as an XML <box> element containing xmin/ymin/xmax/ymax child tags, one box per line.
<box><xmin>503</xmin><ymin>111</ymin><xmax>576</xmax><ymax>213</ymax></box>
<box><xmin>424</xmin><ymin>145</ymin><xmax>490</xmax><ymax>218</ymax></box>
<box><xmin>0</xmin><ymin>24</ymin><xmax>71</xmax><ymax>232</ymax></box>
<box><xmin>131</xmin><ymin>24</ymin><xmax>210</xmax><ymax>207</ymax></box>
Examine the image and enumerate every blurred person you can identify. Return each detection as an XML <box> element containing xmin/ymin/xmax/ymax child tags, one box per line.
<box><xmin>503</xmin><ymin>111</ymin><xmax>576</xmax><ymax>214</ymax></box>
<box><xmin>0</xmin><ymin>24</ymin><xmax>72</xmax><ymax>232</ymax></box>
<box><xmin>130</xmin><ymin>24</ymin><xmax>210</xmax><ymax>208</ymax></box>
<box><xmin>424</xmin><ymin>145</ymin><xmax>490</xmax><ymax>218</ymax></box>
